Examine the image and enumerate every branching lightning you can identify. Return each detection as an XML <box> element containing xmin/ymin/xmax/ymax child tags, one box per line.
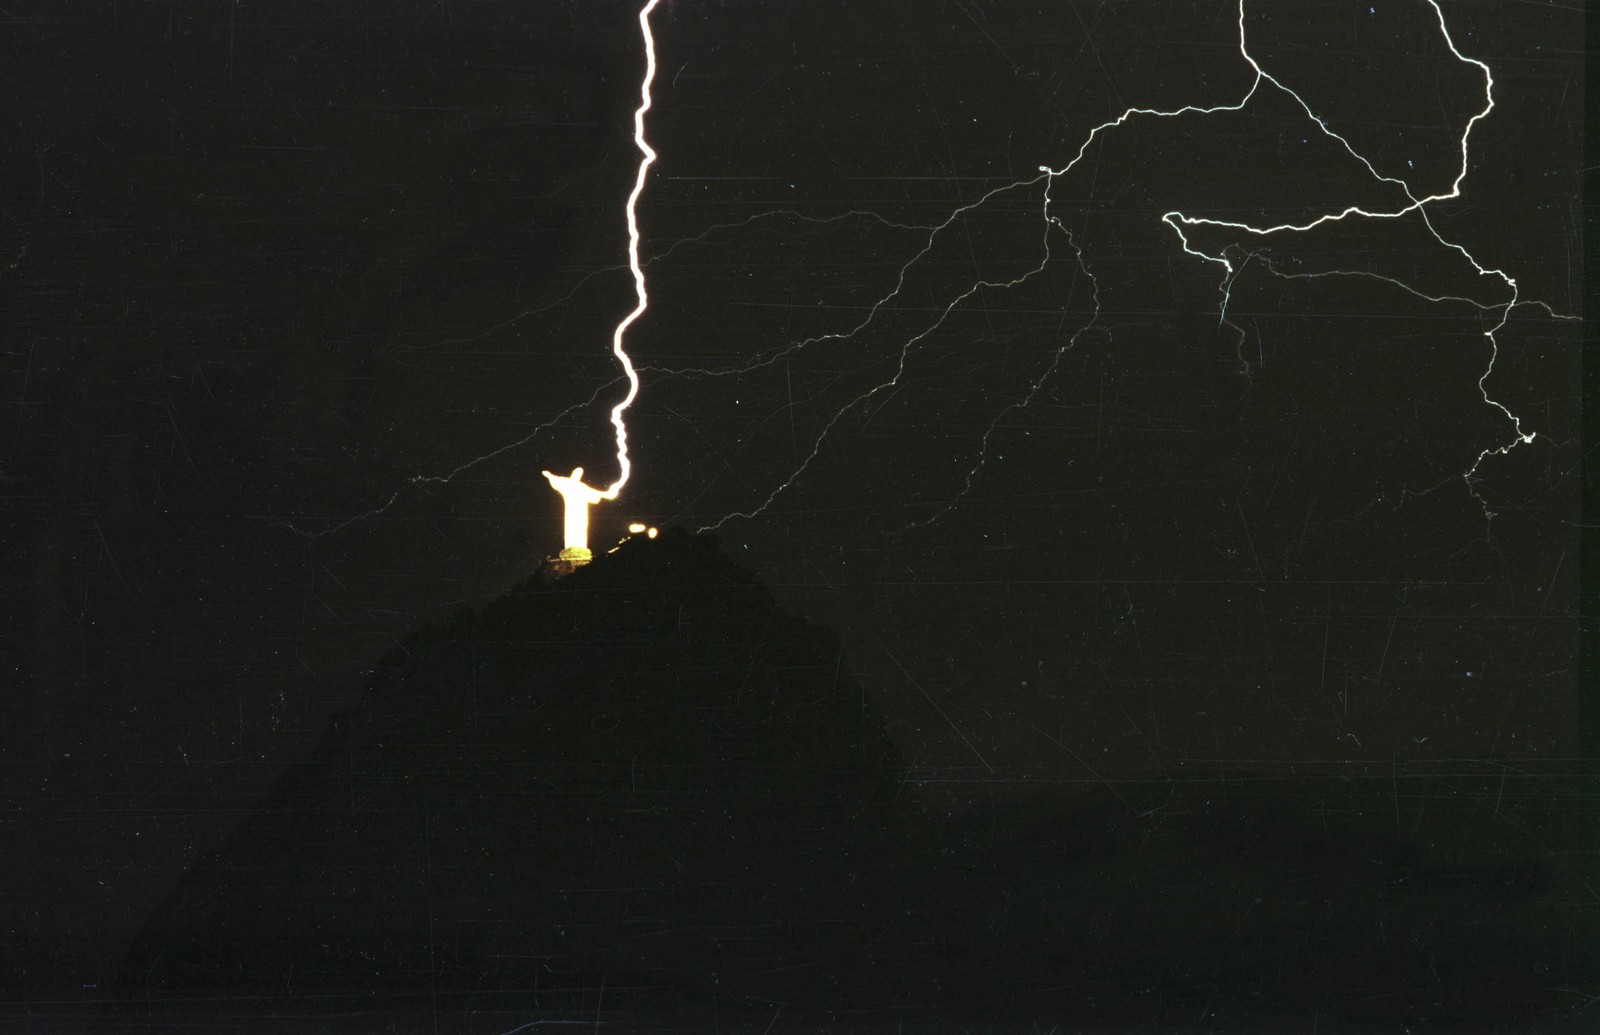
<box><xmin>680</xmin><ymin>0</ymin><xmax>1570</xmax><ymax>529</ymax></box>
<box><xmin>698</xmin><ymin>174</ymin><xmax>1063</xmax><ymax>531</ymax></box>
<box><xmin>899</xmin><ymin>218</ymin><xmax>1101</xmax><ymax>535</ymax></box>
<box><xmin>284</xmin><ymin>378</ymin><xmax>624</xmax><ymax>539</ymax></box>
<box><xmin>1146</xmin><ymin>0</ymin><xmax>1542</xmax><ymax>516</ymax></box>
<box><xmin>292</xmin><ymin>0</ymin><xmax>1572</xmax><ymax>544</ymax></box>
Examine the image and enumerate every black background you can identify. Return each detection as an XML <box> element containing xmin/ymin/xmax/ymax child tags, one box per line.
<box><xmin>1</xmin><ymin>0</ymin><xmax>1590</xmax><ymax>1028</ymax></box>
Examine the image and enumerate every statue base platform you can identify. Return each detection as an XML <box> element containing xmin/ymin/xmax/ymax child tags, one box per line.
<box><xmin>536</xmin><ymin>548</ymin><xmax>592</xmax><ymax>584</ymax></box>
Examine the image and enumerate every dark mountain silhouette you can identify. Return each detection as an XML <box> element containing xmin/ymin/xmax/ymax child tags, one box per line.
<box><xmin>119</xmin><ymin>530</ymin><xmax>908</xmax><ymax>1025</ymax></box>
<box><xmin>105</xmin><ymin>531</ymin><xmax>1592</xmax><ymax>1033</ymax></box>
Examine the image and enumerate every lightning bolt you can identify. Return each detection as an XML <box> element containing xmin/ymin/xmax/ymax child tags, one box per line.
<box><xmin>597</xmin><ymin>0</ymin><xmax>662</xmax><ymax>502</ymax></box>
<box><xmin>283</xmin><ymin>0</ymin><xmax>663</xmax><ymax>538</ymax></box>
<box><xmin>288</xmin><ymin>0</ymin><xmax>1571</xmax><ymax>543</ymax></box>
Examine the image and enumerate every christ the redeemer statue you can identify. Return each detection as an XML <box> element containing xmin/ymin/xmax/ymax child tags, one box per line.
<box><xmin>542</xmin><ymin>466</ymin><xmax>606</xmax><ymax>557</ymax></box>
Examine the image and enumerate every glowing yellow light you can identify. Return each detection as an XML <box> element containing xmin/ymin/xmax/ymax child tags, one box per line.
<box><xmin>542</xmin><ymin>467</ymin><xmax>605</xmax><ymax>558</ymax></box>
<box><xmin>627</xmin><ymin>522</ymin><xmax>647</xmax><ymax>533</ymax></box>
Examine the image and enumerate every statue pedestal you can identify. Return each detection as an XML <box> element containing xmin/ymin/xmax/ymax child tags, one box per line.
<box><xmin>536</xmin><ymin>548</ymin><xmax>591</xmax><ymax>584</ymax></box>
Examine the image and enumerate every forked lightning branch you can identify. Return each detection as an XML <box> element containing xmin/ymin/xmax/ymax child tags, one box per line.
<box><xmin>291</xmin><ymin>0</ymin><xmax>1572</xmax><ymax>548</ymax></box>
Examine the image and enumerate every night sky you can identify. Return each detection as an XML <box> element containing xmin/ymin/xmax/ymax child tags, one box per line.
<box><xmin>1</xmin><ymin>0</ymin><xmax>1589</xmax><ymax>1022</ymax></box>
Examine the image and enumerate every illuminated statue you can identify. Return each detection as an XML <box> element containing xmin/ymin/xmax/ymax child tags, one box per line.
<box><xmin>542</xmin><ymin>467</ymin><xmax>606</xmax><ymax>559</ymax></box>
